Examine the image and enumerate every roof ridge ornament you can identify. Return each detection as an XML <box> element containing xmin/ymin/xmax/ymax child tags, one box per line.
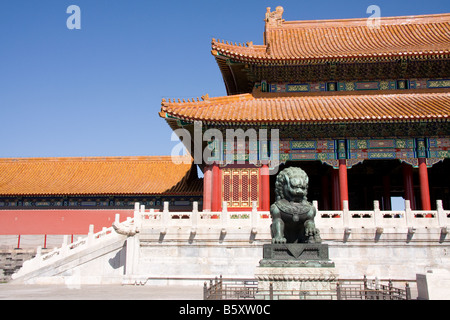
<box><xmin>265</xmin><ymin>6</ymin><xmax>284</xmax><ymax>27</ymax></box>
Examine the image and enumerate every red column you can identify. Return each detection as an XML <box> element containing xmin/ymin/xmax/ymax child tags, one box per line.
<box><xmin>331</xmin><ymin>169</ymin><xmax>340</xmax><ymax>210</ymax></box>
<box><xmin>211</xmin><ymin>163</ymin><xmax>221</xmax><ymax>212</ymax></box>
<box><xmin>418</xmin><ymin>158</ymin><xmax>431</xmax><ymax>211</ymax></box>
<box><xmin>402</xmin><ymin>163</ymin><xmax>415</xmax><ymax>210</ymax></box>
<box><xmin>261</xmin><ymin>164</ymin><xmax>270</xmax><ymax>211</ymax></box>
<box><xmin>202</xmin><ymin>165</ymin><xmax>212</xmax><ymax>211</ymax></box>
<box><xmin>339</xmin><ymin>159</ymin><xmax>349</xmax><ymax>210</ymax></box>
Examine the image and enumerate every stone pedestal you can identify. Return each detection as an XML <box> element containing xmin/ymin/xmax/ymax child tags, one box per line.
<box><xmin>255</xmin><ymin>244</ymin><xmax>338</xmax><ymax>299</ymax></box>
<box><xmin>259</xmin><ymin>243</ymin><xmax>335</xmax><ymax>267</ymax></box>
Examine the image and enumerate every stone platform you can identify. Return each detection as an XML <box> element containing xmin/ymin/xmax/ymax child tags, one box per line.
<box><xmin>9</xmin><ymin>202</ymin><xmax>450</xmax><ymax>287</ymax></box>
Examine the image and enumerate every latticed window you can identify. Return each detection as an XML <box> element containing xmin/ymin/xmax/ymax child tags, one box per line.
<box><xmin>222</xmin><ymin>168</ymin><xmax>259</xmax><ymax>208</ymax></box>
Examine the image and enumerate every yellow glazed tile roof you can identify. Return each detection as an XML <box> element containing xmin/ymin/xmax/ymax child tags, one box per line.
<box><xmin>160</xmin><ymin>90</ymin><xmax>450</xmax><ymax>123</ymax></box>
<box><xmin>212</xmin><ymin>11</ymin><xmax>450</xmax><ymax>63</ymax></box>
<box><xmin>0</xmin><ymin>156</ymin><xmax>202</xmax><ymax>196</ymax></box>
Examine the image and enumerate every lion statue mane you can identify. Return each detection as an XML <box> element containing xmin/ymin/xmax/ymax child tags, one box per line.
<box><xmin>270</xmin><ymin>167</ymin><xmax>321</xmax><ymax>244</ymax></box>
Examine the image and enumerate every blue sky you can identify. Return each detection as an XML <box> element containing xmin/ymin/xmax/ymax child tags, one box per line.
<box><xmin>1</xmin><ymin>0</ymin><xmax>449</xmax><ymax>159</ymax></box>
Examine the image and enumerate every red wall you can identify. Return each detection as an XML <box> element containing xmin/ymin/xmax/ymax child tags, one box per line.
<box><xmin>0</xmin><ymin>209</ymin><xmax>134</xmax><ymax>235</ymax></box>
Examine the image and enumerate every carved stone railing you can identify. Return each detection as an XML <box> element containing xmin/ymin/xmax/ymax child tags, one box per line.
<box><xmin>139</xmin><ymin>201</ymin><xmax>271</xmax><ymax>236</ymax></box>
<box><xmin>11</xmin><ymin>214</ymin><xmax>136</xmax><ymax>280</ymax></box>
<box><xmin>136</xmin><ymin>199</ymin><xmax>449</xmax><ymax>234</ymax></box>
<box><xmin>314</xmin><ymin>200</ymin><xmax>450</xmax><ymax>233</ymax></box>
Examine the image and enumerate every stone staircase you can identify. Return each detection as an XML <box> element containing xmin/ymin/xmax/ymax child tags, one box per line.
<box><xmin>9</xmin><ymin>213</ymin><xmax>137</xmax><ymax>284</ymax></box>
<box><xmin>0</xmin><ymin>250</ymin><xmax>36</xmax><ymax>282</ymax></box>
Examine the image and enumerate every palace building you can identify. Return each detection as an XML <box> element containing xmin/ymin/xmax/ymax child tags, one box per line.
<box><xmin>1</xmin><ymin>7</ymin><xmax>449</xmax><ymax>235</ymax></box>
<box><xmin>0</xmin><ymin>156</ymin><xmax>201</xmax><ymax>211</ymax></box>
<box><xmin>160</xmin><ymin>7</ymin><xmax>450</xmax><ymax>213</ymax></box>
<box><xmin>0</xmin><ymin>156</ymin><xmax>202</xmax><ymax>235</ymax></box>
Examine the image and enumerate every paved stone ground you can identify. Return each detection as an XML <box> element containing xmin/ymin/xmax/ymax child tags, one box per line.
<box><xmin>0</xmin><ymin>283</ymin><xmax>204</xmax><ymax>300</ymax></box>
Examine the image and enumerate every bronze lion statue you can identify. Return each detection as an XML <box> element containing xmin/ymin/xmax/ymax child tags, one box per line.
<box><xmin>270</xmin><ymin>167</ymin><xmax>321</xmax><ymax>244</ymax></box>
